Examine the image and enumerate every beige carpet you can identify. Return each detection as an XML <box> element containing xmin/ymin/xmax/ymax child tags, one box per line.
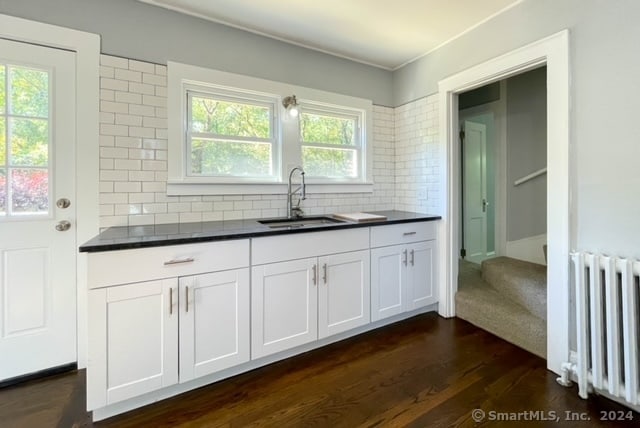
<box><xmin>456</xmin><ymin>258</ymin><xmax>547</xmax><ymax>358</ymax></box>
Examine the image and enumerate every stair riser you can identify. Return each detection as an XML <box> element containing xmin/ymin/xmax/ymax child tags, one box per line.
<box><xmin>482</xmin><ymin>258</ymin><xmax>547</xmax><ymax>319</ymax></box>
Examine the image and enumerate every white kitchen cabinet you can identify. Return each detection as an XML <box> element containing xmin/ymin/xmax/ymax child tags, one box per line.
<box><xmin>251</xmin><ymin>258</ymin><xmax>318</xmax><ymax>359</ymax></box>
<box><xmin>179</xmin><ymin>268</ymin><xmax>250</xmax><ymax>383</ymax></box>
<box><xmin>87</xmin><ymin>240</ymin><xmax>250</xmax><ymax>410</ymax></box>
<box><xmin>251</xmin><ymin>229</ymin><xmax>371</xmax><ymax>359</ymax></box>
<box><xmin>371</xmin><ymin>244</ymin><xmax>406</xmax><ymax>321</ymax></box>
<box><xmin>87</xmin><ymin>279</ymin><xmax>178</xmax><ymax>408</ymax></box>
<box><xmin>318</xmin><ymin>249</ymin><xmax>370</xmax><ymax>339</ymax></box>
<box><xmin>406</xmin><ymin>240</ymin><xmax>437</xmax><ymax>311</ymax></box>
<box><xmin>370</xmin><ymin>222</ymin><xmax>437</xmax><ymax>322</ymax></box>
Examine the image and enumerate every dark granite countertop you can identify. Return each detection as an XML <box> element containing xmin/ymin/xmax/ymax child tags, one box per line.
<box><xmin>79</xmin><ymin>210</ymin><xmax>441</xmax><ymax>253</ymax></box>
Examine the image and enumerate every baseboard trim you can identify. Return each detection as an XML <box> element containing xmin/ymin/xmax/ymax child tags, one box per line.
<box><xmin>0</xmin><ymin>363</ymin><xmax>77</xmax><ymax>389</ymax></box>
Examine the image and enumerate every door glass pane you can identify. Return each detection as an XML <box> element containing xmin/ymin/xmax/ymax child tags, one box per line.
<box><xmin>9</xmin><ymin>67</ymin><xmax>48</xmax><ymax>118</ymax></box>
<box><xmin>191</xmin><ymin>139</ymin><xmax>272</xmax><ymax>176</ymax></box>
<box><xmin>0</xmin><ymin>169</ymin><xmax>5</xmax><ymax>215</ymax></box>
<box><xmin>0</xmin><ymin>65</ymin><xmax>5</xmax><ymax>113</ymax></box>
<box><xmin>0</xmin><ymin>118</ymin><xmax>5</xmax><ymax>164</ymax></box>
<box><xmin>11</xmin><ymin>168</ymin><xmax>48</xmax><ymax>214</ymax></box>
<box><xmin>302</xmin><ymin>146</ymin><xmax>357</xmax><ymax>178</ymax></box>
<box><xmin>10</xmin><ymin>118</ymin><xmax>48</xmax><ymax>167</ymax></box>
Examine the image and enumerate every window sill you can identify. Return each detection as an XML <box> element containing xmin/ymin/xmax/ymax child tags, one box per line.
<box><xmin>166</xmin><ymin>181</ymin><xmax>374</xmax><ymax>196</ymax></box>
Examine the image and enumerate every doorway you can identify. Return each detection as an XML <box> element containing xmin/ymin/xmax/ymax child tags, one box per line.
<box><xmin>437</xmin><ymin>30</ymin><xmax>570</xmax><ymax>375</ymax></box>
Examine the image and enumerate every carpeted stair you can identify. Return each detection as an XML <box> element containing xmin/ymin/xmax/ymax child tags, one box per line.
<box><xmin>456</xmin><ymin>257</ymin><xmax>547</xmax><ymax>358</ymax></box>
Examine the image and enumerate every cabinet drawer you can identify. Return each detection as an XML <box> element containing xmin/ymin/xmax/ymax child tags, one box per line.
<box><xmin>252</xmin><ymin>228</ymin><xmax>369</xmax><ymax>265</ymax></box>
<box><xmin>88</xmin><ymin>240</ymin><xmax>249</xmax><ymax>288</ymax></box>
<box><xmin>370</xmin><ymin>222</ymin><xmax>436</xmax><ymax>248</ymax></box>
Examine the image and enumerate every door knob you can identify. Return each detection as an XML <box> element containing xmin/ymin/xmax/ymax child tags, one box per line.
<box><xmin>55</xmin><ymin>220</ymin><xmax>71</xmax><ymax>231</ymax></box>
<box><xmin>56</xmin><ymin>198</ymin><xmax>71</xmax><ymax>209</ymax></box>
<box><xmin>482</xmin><ymin>199</ymin><xmax>489</xmax><ymax>212</ymax></box>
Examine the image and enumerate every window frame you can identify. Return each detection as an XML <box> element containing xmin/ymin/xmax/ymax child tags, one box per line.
<box><xmin>298</xmin><ymin>102</ymin><xmax>365</xmax><ymax>183</ymax></box>
<box><xmin>168</xmin><ymin>62</ymin><xmax>373</xmax><ymax>195</ymax></box>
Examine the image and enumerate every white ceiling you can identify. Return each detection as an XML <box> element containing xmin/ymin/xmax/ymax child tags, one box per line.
<box><xmin>139</xmin><ymin>0</ymin><xmax>521</xmax><ymax>70</ymax></box>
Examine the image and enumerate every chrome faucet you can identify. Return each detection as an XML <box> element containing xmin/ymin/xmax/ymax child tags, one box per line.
<box><xmin>287</xmin><ymin>166</ymin><xmax>306</xmax><ymax>219</ymax></box>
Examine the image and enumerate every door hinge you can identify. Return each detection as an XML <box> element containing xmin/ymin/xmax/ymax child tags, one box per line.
<box><xmin>459</xmin><ymin>129</ymin><xmax>465</xmax><ymax>140</ymax></box>
<box><xmin>460</xmin><ymin>248</ymin><xmax>466</xmax><ymax>258</ymax></box>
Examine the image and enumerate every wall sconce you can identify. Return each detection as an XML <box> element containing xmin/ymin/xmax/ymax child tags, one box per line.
<box><xmin>282</xmin><ymin>95</ymin><xmax>299</xmax><ymax>117</ymax></box>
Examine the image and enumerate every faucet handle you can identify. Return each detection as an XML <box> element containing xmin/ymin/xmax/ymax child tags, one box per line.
<box><xmin>291</xmin><ymin>207</ymin><xmax>304</xmax><ymax>218</ymax></box>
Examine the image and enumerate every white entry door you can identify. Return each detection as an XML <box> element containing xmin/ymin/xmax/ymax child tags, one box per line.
<box><xmin>462</xmin><ymin>120</ymin><xmax>488</xmax><ymax>264</ymax></box>
<box><xmin>0</xmin><ymin>39</ymin><xmax>77</xmax><ymax>381</ymax></box>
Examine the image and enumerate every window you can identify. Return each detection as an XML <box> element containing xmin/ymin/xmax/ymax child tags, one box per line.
<box><xmin>0</xmin><ymin>64</ymin><xmax>51</xmax><ymax>217</ymax></box>
<box><xmin>299</xmin><ymin>107</ymin><xmax>361</xmax><ymax>180</ymax></box>
<box><xmin>168</xmin><ymin>62</ymin><xmax>372</xmax><ymax>195</ymax></box>
<box><xmin>187</xmin><ymin>91</ymin><xmax>278</xmax><ymax>180</ymax></box>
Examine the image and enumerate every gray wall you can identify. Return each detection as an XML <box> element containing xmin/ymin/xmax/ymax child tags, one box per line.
<box><xmin>0</xmin><ymin>0</ymin><xmax>393</xmax><ymax>105</ymax></box>
<box><xmin>506</xmin><ymin>68</ymin><xmax>547</xmax><ymax>242</ymax></box>
<box><xmin>395</xmin><ymin>0</ymin><xmax>640</xmax><ymax>256</ymax></box>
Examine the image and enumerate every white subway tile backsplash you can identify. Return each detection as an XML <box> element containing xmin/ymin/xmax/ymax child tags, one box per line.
<box><xmin>115</xmin><ymin>136</ymin><xmax>143</xmax><ymax>148</ymax></box>
<box><xmin>114</xmin><ymin>68</ymin><xmax>142</xmax><ymax>83</ymax></box>
<box><xmin>98</xmin><ymin>54</ymin><xmax>441</xmax><ymax>228</ymax></box>
<box><xmin>114</xmin><ymin>159</ymin><xmax>141</xmax><ymax>170</ymax></box>
<box><xmin>115</xmin><ymin>91</ymin><xmax>142</xmax><ymax>105</ymax></box>
<box><xmin>100</xmin><ymin>124</ymin><xmax>128</xmax><ymax>137</ymax></box>
<box><xmin>128</xmin><ymin>59</ymin><xmax>156</xmax><ymax>74</ymax></box>
<box><xmin>129</xmin><ymin>126</ymin><xmax>155</xmax><ymax>138</ymax></box>
<box><xmin>100</xmin><ymin>78</ymin><xmax>128</xmax><ymax>92</ymax></box>
<box><xmin>129</xmin><ymin>104</ymin><xmax>156</xmax><ymax>117</ymax></box>
<box><xmin>129</xmin><ymin>82</ymin><xmax>155</xmax><ymax>95</ymax></box>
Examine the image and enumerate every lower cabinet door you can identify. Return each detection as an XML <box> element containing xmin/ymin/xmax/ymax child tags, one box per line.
<box><xmin>407</xmin><ymin>240</ymin><xmax>437</xmax><ymax>310</ymax></box>
<box><xmin>251</xmin><ymin>258</ymin><xmax>318</xmax><ymax>359</ymax></box>
<box><xmin>88</xmin><ymin>278</ymin><xmax>178</xmax><ymax>408</ymax></box>
<box><xmin>371</xmin><ymin>244</ymin><xmax>406</xmax><ymax>322</ymax></box>
<box><xmin>318</xmin><ymin>250</ymin><xmax>370</xmax><ymax>339</ymax></box>
<box><xmin>179</xmin><ymin>268</ymin><xmax>250</xmax><ymax>383</ymax></box>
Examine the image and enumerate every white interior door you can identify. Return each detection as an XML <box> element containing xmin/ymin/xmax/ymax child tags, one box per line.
<box><xmin>462</xmin><ymin>120</ymin><xmax>488</xmax><ymax>264</ymax></box>
<box><xmin>0</xmin><ymin>39</ymin><xmax>77</xmax><ymax>381</ymax></box>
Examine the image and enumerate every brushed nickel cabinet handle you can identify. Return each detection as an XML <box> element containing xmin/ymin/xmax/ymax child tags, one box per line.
<box><xmin>410</xmin><ymin>249</ymin><xmax>415</xmax><ymax>266</ymax></box>
<box><xmin>164</xmin><ymin>257</ymin><xmax>195</xmax><ymax>266</ymax></box>
<box><xmin>312</xmin><ymin>265</ymin><xmax>317</xmax><ymax>286</ymax></box>
<box><xmin>403</xmin><ymin>249</ymin><xmax>408</xmax><ymax>266</ymax></box>
<box><xmin>169</xmin><ymin>288</ymin><xmax>173</xmax><ymax>315</ymax></box>
<box><xmin>323</xmin><ymin>263</ymin><xmax>327</xmax><ymax>284</ymax></box>
<box><xmin>185</xmin><ymin>286</ymin><xmax>189</xmax><ymax>312</ymax></box>
<box><xmin>403</xmin><ymin>231</ymin><xmax>417</xmax><ymax>236</ymax></box>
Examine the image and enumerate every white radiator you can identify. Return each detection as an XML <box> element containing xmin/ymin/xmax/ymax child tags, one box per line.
<box><xmin>571</xmin><ymin>252</ymin><xmax>640</xmax><ymax>406</ymax></box>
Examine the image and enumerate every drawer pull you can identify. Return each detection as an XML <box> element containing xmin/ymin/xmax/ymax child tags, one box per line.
<box><xmin>164</xmin><ymin>257</ymin><xmax>195</xmax><ymax>266</ymax></box>
<box><xmin>323</xmin><ymin>263</ymin><xmax>328</xmax><ymax>284</ymax></box>
<box><xmin>403</xmin><ymin>232</ymin><xmax>417</xmax><ymax>236</ymax></box>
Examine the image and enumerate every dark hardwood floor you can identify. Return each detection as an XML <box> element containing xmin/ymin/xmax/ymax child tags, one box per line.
<box><xmin>1</xmin><ymin>313</ymin><xmax>637</xmax><ymax>427</ymax></box>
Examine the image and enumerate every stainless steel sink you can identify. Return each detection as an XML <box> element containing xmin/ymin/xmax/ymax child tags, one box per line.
<box><xmin>258</xmin><ymin>216</ymin><xmax>345</xmax><ymax>229</ymax></box>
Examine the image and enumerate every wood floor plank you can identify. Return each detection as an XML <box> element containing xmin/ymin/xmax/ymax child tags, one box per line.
<box><xmin>1</xmin><ymin>313</ymin><xmax>638</xmax><ymax>427</ymax></box>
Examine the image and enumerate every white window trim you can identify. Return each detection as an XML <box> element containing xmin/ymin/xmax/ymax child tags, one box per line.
<box><xmin>298</xmin><ymin>101</ymin><xmax>365</xmax><ymax>182</ymax></box>
<box><xmin>167</xmin><ymin>61</ymin><xmax>373</xmax><ymax>195</ymax></box>
<box><xmin>185</xmin><ymin>87</ymin><xmax>281</xmax><ymax>182</ymax></box>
